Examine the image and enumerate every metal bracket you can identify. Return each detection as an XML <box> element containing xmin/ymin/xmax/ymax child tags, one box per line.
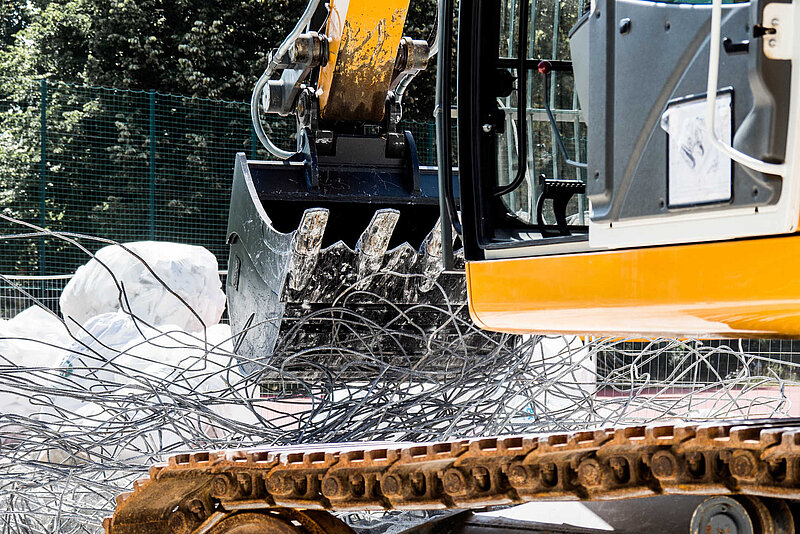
<box><xmin>404</xmin><ymin>130</ymin><xmax>422</xmax><ymax>195</ymax></box>
<box><xmin>296</xmin><ymin>128</ymin><xmax>320</xmax><ymax>191</ymax></box>
<box><xmin>722</xmin><ymin>37</ymin><xmax>750</xmax><ymax>54</ymax></box>
<box><xmin>263</xmin><ymin>33</ymin><xmax>328</xmax><ymax>116</ymax></box>
<box><xmin>762</xmin><ymin>3</ymin><xmax>794</xmax><ymax>60</ymax></box>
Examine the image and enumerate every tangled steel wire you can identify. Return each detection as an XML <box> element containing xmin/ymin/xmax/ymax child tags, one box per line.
<box><xmin>0</xmin><ymin>214</ymin><xmax>799</xmax><ymax>533</ymax></box>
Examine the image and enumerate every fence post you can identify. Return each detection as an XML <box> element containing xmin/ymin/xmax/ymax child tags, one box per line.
<box><xmin>149</xmin><ymin>90</ymin><xmax>155</xmax><ymax>240</ymax></box>
<box><xmin>428</xmin><ymin>121</ymin><xmax>435</xmax><ymax>166</ymax></box>
<box><xmin>39</xmin><ymin>79</ymin><xmax>47</xmax><ymax>276</ymax></box>
<box><xmin>250</xmin><ymin>122</ymin><xmax>257</xmax><ymax>159</ymax></box>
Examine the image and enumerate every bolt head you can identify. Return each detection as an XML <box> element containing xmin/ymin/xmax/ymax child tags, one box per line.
<box><xmin>382</xmin><ymin>475</ymin><xmax>401</xmax><ymax>495</ymax></box>
<box><xmin>769</xmin><ymin>38</ymin><xmax>777</xmax><ymax>47</ymax></box>
<box><xmin>442</xmin><ymin>469</ymin><xmax>466</xmax><ymax>494</ymax></box>
<box><xmin>189</xmin><ymin>501</ymin><xmax>200</xmax><ymax>513</ymax></box>
<box><xmin>188</xmin><ymin>499</ymin><xmax>205</xmax><ymax>518</ymax></box>
<box><xmin>731</xmin><ymin>454</ymin><xmax>755</xmax><ymax>478</ymax></box>
<box><xmin>167</xmin><ymin>511</ymin><xmax>190</xmax><ymax>534</ymax></box>
<box><xmin>508</xmin><ymin>464</ymin><xmax>528</xmax><ymax>485</ymax></box>
<box><xmin>266</xmin><ymin>475</ymin><xmax>291</xmax><ymax>495</ymax></box>
<box><xmin>482</xmin><ymin>123</ymin><xmax>494</xmax><ymax>133</ymax></box>
<box><xmin>578</xmin><ymin>460</ymin><xmax>602</xmax><ymax>486</ymax></box>
<box><xmin>472</xmin><ymin>466</ymin><xmax>489</xmax><ymax>479</ymax></box>
<box><xmin>211</xmin><ymin>476</ymin><xmax>230</xmax><ymax>498</ymax></box>
<box><xmin>652</xmin><ymin>453</ymin><xmax>676</xmax><ymax>478</ymax></box>
<box><xmin>237</xmin><ymin>473</ymin><xmax>253</xmax><ymax>495</ymax></box>
<box><xmin>321</xmin><ymin>476</ymin><xmax>342</xmax><ymax>498</ymax></box>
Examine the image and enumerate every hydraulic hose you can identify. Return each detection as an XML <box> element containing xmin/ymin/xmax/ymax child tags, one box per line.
<box><xmin>436</xmin><ymin>0</ymin><xmax>462</xmax><ymax>241</ymax></box>
<box><xmin>251</xmin><ymin>0</ymin><xmax>325</xmax><ymax>159</ymax></box>
<box><xmin>395</xmin><ymin>0</ymin><xmax>440</xmax><ymax>103</ymax></box>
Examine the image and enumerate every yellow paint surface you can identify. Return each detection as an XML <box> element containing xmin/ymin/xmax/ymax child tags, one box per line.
<box><xmin>318</xmin><ymin>0</ymin><xmax>409</xmax><ymax>121</ymax></box>
<box><xmin>467</xmin><ymin>234</ymin><xmax>800</xmax><ymax>338</ymax></box>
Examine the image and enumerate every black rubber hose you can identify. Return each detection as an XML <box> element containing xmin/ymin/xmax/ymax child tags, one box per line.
<box><xmin>435</xmin><ymin>0</ymin><xmax>462</xmax><ymax>239</ymax></box>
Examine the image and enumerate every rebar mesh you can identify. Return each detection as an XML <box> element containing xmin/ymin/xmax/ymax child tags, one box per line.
<box><xmin>1</xmin><ymin>215</ymin><xmax>800</xmax><ymax>533</ymax></box>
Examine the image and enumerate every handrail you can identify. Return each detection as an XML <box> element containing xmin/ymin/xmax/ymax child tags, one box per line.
<box><xmin>541</xmin><ymin>62</ymin><xmax>588</xmax><ymax>170</ymax></box>
<box><xmin>494</xmin><ymin>0</ymin><xmax>530</xmax><ymax>197</ymax></box>
<box><xmin>706</xmin><ymin>0</ymin><xmax>786</xmax><ymax>176</ymax></box>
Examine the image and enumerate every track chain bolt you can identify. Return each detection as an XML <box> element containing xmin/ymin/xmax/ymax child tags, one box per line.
<box><xmin>443</xmin><ymin>469</ymin><xmax>467</xmax><ymax>494</ymax></box>
<box><xmin>349</xmin><ymin>474</ymin><xmax>366</xmax><ymax>497</ymax></box>
<box><xmin>651</xmin><ymin>451</ymin><xmax>677</xmax><ymax>478</ymax></box>
<box><xmin>322</xmin><ymin>476</ymin><xmax>343</xmax><ymax>498</ymax></box>
<box><xmin>540</xmin><ymin>463</ymin><xmax>557</xmax><ymax>486</ymax></box>
<box><xmin>167</xmin><ymin>510</ymin><xmax>192</xmax><ymax>534</ymax></box>
<box><xmin>188</xmin><ymin>499</ymin><xmax>206</xmax><ymax>522</ymax></box>
<box><xmin>609</xmin><ymin>457</ymin><xmax>629</xmax><ymax>483</ymax></box>
<box><xmin>767</xmin><ymin>458</ymin><xmax>787</xmax><ymax>481</ymax></box>
<box><xmin>578</xmin><ymin>459</ymin><xmax>602</xmax><ymax>486</ymax></box>
<box><xmin>730</xmin><ymin>451</ymin><xmax>756</xmax><ymax>478</ymax></box>
<box><xmin>381</xmin><ymin>474</ymin><xmax>401</xmax><ymax>496</ymax></box>
<box><xmin>472</xmin><ymin>467</ymin><xmax>490</xmax><ymax>492</ymax></box>
<box><xmin>266</xmin><ymin>474</ymin><xmax>293</xmax><ymax>496</ymax></box>
<box><xmin>211</xmin><ymin>475</ymin><xmax>232</xmax><ymax>498</ymax></box>
<box><xmin>294</xmin><ymin>476</ymin><xmax>308</xmax><ymax>495</ymax></box>
<box><xmin>507</xmin><ymin>463</ymin><xmax>528</xmax><ymax>485</ymax></box>
<box><xmin>687</xmin><ymin>452</ymin><xmax>705</xmax><ymax>477</ymax></box>
<box><xmin>410</xmin><ymin>472</ymin><xmax>426</xmax><ymax>495</ymax></box>
<box><xmin>237</xmin><ymin>473</ymin><xmax>253</xmax><ymax>495</ymax></box>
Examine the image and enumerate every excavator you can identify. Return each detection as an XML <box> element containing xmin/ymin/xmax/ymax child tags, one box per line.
<box><xmin>104</xmin><ymin>0</ymin><xmax>800</xmax><ymax>529</ymax></box>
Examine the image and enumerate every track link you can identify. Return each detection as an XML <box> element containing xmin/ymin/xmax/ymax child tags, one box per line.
<box><xmin>104</xmin><ymin>420</ymin><xmax>800</xmax><ymax>533</ymax></box>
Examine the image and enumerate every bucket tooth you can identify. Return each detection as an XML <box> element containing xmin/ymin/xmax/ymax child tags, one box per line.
<box><xmin>383</xmin><ymin>243</ymin><xmax>417</xmax><ymax>274</ymax></box>
<box><xmin>381</xmin><ymin>243</ymin><xmax>422</xmax><ymax>299</ymax></box>
<box><xmin>289</xmin><ymin>208</ymin><xmax>330</xmax><ymax>291</ymax></box>
<box><xmin>289</xmin><ymin>241</ymin><xmax>354</xmax><ymax>303</ymax></box>
<box><xmin>419</xmin><ymin>219</ymin><xmax>447</xmax><ymax>292</ymax></box>
<box><xmin>356</xmin><ymin>209</ymin><xmax>400</xmax><ymax>277</ymax></box>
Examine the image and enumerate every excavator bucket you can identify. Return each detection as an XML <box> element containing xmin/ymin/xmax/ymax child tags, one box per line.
<box><xmin>225</xmin><ymin>147</ymin><xmax>475</xmax><ymax>379</ymax></box>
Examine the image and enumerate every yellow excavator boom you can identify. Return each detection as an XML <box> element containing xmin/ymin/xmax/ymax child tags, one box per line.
<box><xmin>318</xmin><ymin>0</ymin><xmax>411</xmax><ymax>121</ymax></box>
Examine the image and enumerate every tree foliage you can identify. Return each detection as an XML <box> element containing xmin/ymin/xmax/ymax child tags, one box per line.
<box><xmin>1</xmin><ymin>0</ymin><xmax>437</xmax><ymax>107</ymax></box>
<box><xmin>1</xmin><ymin>0</ymin><xmax>34</xmax><ymax>48</ymax></box>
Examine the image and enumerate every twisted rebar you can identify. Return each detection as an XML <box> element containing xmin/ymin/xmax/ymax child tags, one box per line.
<box><xmin>0</xmin><ymin>216</ymin><xmax>798</xmax><ymax>533</ymax></box>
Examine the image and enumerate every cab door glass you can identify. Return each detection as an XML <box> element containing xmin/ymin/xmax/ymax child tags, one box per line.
<box><xmin>495</xmin><ymin>0</ymin><xmax>588</xmax><ymax>229</ymax></box>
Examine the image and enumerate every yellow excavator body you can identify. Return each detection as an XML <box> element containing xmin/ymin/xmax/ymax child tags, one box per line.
<box><xmin>466</xmin><ymin>234</ymin><xmax>800</xmax><ymax>338</ymax></box>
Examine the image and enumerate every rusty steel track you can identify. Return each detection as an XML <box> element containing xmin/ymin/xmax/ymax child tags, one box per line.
<box><xmin>104</xmin><ymin>419</ymin><xmax>800</xmax><ymax>533</ymax></box>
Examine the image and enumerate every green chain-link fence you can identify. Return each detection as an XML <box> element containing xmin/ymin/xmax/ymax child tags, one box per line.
<box><xmin>0</xmin><ymin>79</ymin><xmax>443</xmax><ymax>277</ymax></box>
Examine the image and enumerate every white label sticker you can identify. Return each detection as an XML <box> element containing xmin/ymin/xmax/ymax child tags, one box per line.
<box><xmin>662</xmin><ymin>93</ymin><xmax>732</xmax><ymax>207</ymax></box>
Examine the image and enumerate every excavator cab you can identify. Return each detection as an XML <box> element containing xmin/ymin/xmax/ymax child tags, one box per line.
<box><xmin>454</xmin><ymin>0</ymin><xmax>800</xmax><ymax>338</ymax></box>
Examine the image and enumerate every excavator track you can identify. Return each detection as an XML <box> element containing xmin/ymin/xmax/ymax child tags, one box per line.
<box><xmin>106</xmin><ymin>419</ymin><xmax>800</xmax><ymax>533</ymax></box>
